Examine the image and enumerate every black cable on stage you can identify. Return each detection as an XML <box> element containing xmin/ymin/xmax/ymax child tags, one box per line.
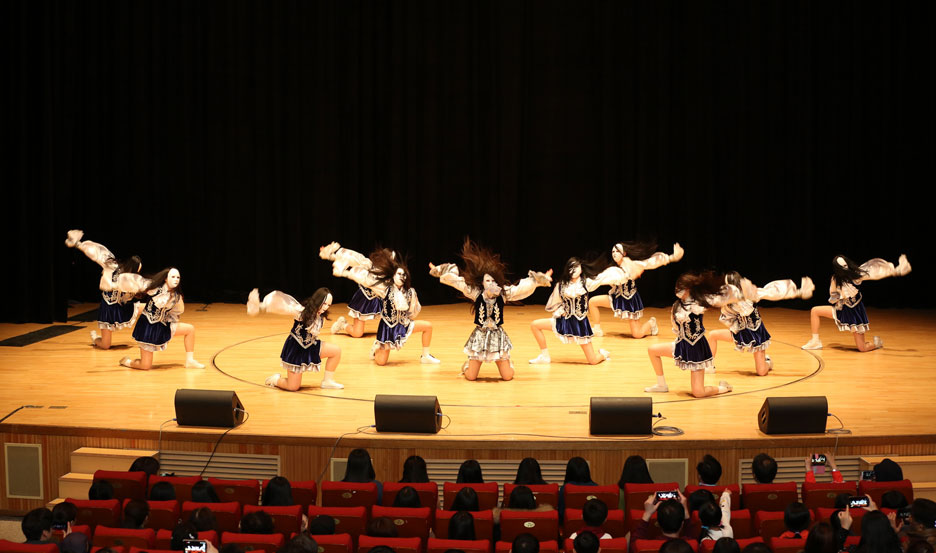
<box><xmin>157</xmin><ymin>417</ymin><xmax>176</xmax><ymax>461</ymax></box>
<box><xmin>199</xmin><ymin>409</ymin><xmax>249</xmax><ymax>476</ymax></box>
<box><xmin>651</xmin><ymin>413</ymin><xmax>684</xmax><ymax>437</ymax></box>
<box><xmin>0</xmin><ymin>406</ymin><xmax>26</xmax><ymax>424</ymax></box>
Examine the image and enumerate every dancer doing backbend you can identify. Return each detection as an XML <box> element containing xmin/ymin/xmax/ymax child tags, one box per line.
<box><xmin>322</xmin><ymin>242</ymin><xmax>440</xmax><ymax>366</ymax></box>
<box><xmin>429</xmin><ymin>239</ymin><xmax>553</xmax><ymax>381</ymax></box>
<box><xmin>708</xmin><ymin>273</ymin><xmax>815</xmax><ymax>376</ymax></box>
<box><xmin>589</xmin><ymin>241</ymin><xmax>684</xmax><ymax>339</ymax></box>
<box><xmin>322</xmin><ymin>248</ymin><xmax>383</xmax><ymax>338</ymax></box>
<box><xmin>529</xmin><ymin>257</ymin><xmax>627</xmax><ymax>365</ymax></box>
<box><xmin>645</xmin><ymin>270</ymin><xmax>757</xmax><ymax>397</ymax></box>
<box><xmin>247</xmin><ymin>288</ymin><xmax>344</xmax><ymax>390</ymax></box>
<box><xmin>65</xmin><ymin>229</ymin><xmax>143</xmax><ymax>350</ymax></box>
<box><xmin>802</xmin><ymin>254</ymin><xmax>911</xmax><ymax>351</ymax></box>
<box><xmin>118</xmin><ymin>268</ymin><xmax>205</xmax><ymax>370</ymax></box>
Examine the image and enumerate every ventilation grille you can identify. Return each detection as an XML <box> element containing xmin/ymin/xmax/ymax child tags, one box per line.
<box><xmin>647</xmin><ymin>458</ymin><xmax>689</xmax><ymax>488</ymax></box>
<box><xmin>158</xmin><ymin>450</ymin><xmax>280</xmax><ymax>479</ymax></box>
<box><xmin>739</xmin><ymin>456</ymin><xmax>862</xmax><ymax>484</ymax></box>
<box><xmin>5</xmin><ymin>443</ymin><xmax>43</xmax><ymax>499</ymax></box>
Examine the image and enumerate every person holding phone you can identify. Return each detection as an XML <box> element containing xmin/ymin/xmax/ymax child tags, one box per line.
<box><xmin>804</xmin><ymin>452</ymin><xmax>844</xmax><ymax>483</ymax></box>
<box><xmin>630</xmin><ymin>492</ymin><xmax>700</xmax><ymax>552</ymax></box>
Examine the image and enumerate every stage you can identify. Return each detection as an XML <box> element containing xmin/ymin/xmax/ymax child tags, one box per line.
<box><xmin>1</xmin><ymin>302</ymin><xmax>935</xmax><ymax>512</ymax></box>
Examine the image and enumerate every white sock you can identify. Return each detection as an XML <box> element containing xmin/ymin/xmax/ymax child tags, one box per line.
<box><xmin>323</xmin><ymin>370</ymin><xmax>337</xmax><ymax>382</ymax></box>
<box><xmin>811</xmin><ymin>333</ymin><xmax>820</xmax><ymax>341</ymax></box>
<box><xmin>656</xmin><ymin>375</ymin><xmax>667</xmax><ymax>387</ymax></box>
<box><xmin>186</xmin><ymin>352</ymin><xmax>196</xmax><ymax>362</ymax></box>
<box><xmin>593</xmin><ymin>324</ymin><xmax>602</xmax><ymax>331</ymax></box>
<box><xmin>541</xmin><ymin>348</ymin><xmax>549</xmax><ymax>355</ymax></box>
<box><xmin>422</xmin><ymin>346</ymin><xmax>431</xmax><ymax>356</ymax></box>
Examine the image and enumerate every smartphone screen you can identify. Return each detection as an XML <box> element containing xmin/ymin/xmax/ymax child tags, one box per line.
<box><xmin>860</xmin><ymin>470</ymin><xmax>876</xmax><ymax>481</ymax></box>
<box><xmin>184</xmin><ymin>540</ymin><xmax>208</xmax><ymax>553</ymax></box>
<box><xmin>848</xmin><ymin>496</ymin><xmax>870</xmax><ymax>508</ymax></box>
<box><xmin>655</xmin><ymin>491</ymin><xmax>678</xmax><ymax>502</ymax></box>
<box><xmin>811</xmin><ymin>454</ymin><xmax>827</xmax><ymax>466</ymax></box>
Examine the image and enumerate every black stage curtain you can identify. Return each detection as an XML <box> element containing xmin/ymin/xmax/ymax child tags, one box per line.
<box><xmin>4</xmin><ymin>1</ymin><xmax>933</xmax><ymax>322</ymax></box>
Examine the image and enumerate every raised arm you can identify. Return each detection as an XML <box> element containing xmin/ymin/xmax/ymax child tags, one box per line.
<box><xmin>429</xmin><ymin>262</ymin><xmax>478</xmax><ymax>300</ymax></box>
<box><xmin>756</xmin><ymin>277</ymin><xmax>815</xmax><ymax>302</ymax></box>
<box><xmin>585</xmin><ymin>266</ymin><xmax>627</xmax><ymax>291</ymax></box>
<box><xmin>115</xmin><ymin>273</ymin><xmax>151</xmax><ymax>295</ymax></box>
<box><xmin>504</xmin><ymin>269</ymin><xmax>553</xmax><ymax>301</ymax></box>
<box><xmin>704</xmin><ymin>283</ymin><xmax>748</xmax><ymax>308</ymax></box>
<box><xmin>628</xmin><ymin>243</ymin><xmax>684</xmax><ymax>278</ymax></box>
<box><xmin>65</xmin><ymin>230</ymin><xmax>118</xmax><ymax>270</ymax></box>
<box><xmin>246</xmin><ymin>289</ymin><xmax>304</xmax><ymax>318</ymax></box>
<box><xmin>334</xmin><ymin>264</ymin><xmax>389</xmax><ymax>297</ymax></box>
<box><xmin>859</xmin><ymin>255</ymin><xmax>912</xmax><ymax>282</ymax></box>
<box><xmin>321</xmin><ymin>242</ymin><xmax>373</xmax><ymax>270</ymax></box>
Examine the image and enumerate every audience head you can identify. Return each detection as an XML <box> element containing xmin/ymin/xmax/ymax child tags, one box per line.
<box><xmin>21</xmin><ymin>508</ymin><xmax>53</xmax><ymax>542</ymax></box>
<box><xmin>447</xmin><ymin>511</ymin><xmax>476</xmax><ymax>540</ymax></box>
<box><xmin>240</xmin><ymin>510</ymin><xmax>275</xmax><ymax>534</ymax></box>
<box><xmin>59</xmin><ymin>532</ymin><xmax>89</xmax><ymax>553</ymax></box>
<box><xmin>881</xmin><ymin>490</ymin><xmax>909</xmax><ymax>510</ymax></box>
<box><xmin>262</xmin><ymin>476</ymin><xmax>294</xmax><ymax>506</ymax></box>
<box><xmin>909</xmin><ymin>498</ymin><xmax>936</xmax><ymax>530</ymax></box>
<box><xmin>221</xmin><ymin>546</ymin><xmax>247</xmax><ymax>553</ymax></box>
<box><xmin>830</xmin><ymin>509</ymin><xmax>847</xmax><ymax>536</ymax></box>
<box><xmin>150</xmin><ymin>481</ymin><xmax>177</xmax><ymax>501</ymax></box>
<box><xmin>52</xmin><ymin>501</ymin><xmax>77</xmax><ymax>530</ymax></box>
<box><xmin>618</xmin><ymin>455</ymin><xmax>653</xmax><ymax>488</ymax></box>
<box><xmin>170</xmin><ymin>522</ymin><xmax>198</xmax><ymax>551</ymax></box>
<box><xmin>510</xmin><ymin>533</ymin><xmax>540</xmax><ymax>553</ymax></box>
<box><xmin>582</xmin><ymin>498</ymin><xmax>608</xmax><ymax>527</ymax></box>
<box><xmin>834</xmin><ymin>493</ymin><xmax>851</xmax><ymax>509</ymax></box>
<box><xmin>784</xmin><ymin>502</ymin><xmax>811</xmax><ymax>534</ymax></box>
<box><xmin>858</xmin><ymin>510</ymin><xmax>902</xmax><ymax>553</ymax></box>
<box><xmin>450</xmin><ymin>487</ymin><xmax>480</xmax><ymax>511</ymax></box>
<box><xmin>572</xmin><ymin>531</ymin><xmax>600</xmax><ymax>553</ymax></box>
<box><xmin>698</xmin><ymin>500</ymin><xmax>722</xmax><ymax>528</ymax></box>
<box><xmin>457</xmin><ymin>460</ymin><xmax>484</xmax><ymax>484</ymax></box>
<box><xmin>752</xmin><ymin>453</ymin><xmax>778</xmax><ymax>484</ymax></box>
<box><xmin>804</xmin><ymin>522</ymin><xmax>838</xmax><ymax>553</ymax></box>
<box><xmin>741</xmin><ymin>543</ymin><xmax>772</xmax><ymax>553</ymax></box>
<box><xmin>906</xmin><ymin>542</ymin><xmax>935</xmax><ymax>553</ymax></box>
<box><xmin>873</xmin><ymin>459</ymin><xmax>904</xmax><ymax>482</ymax></box>
<box><xmin>122</xmin><ymin>499</ymin><xmax>150</xmax><ymax>529</ymax></box>
<box><xmin>343</xmin><ymin>449</ymin><xmax>377</xmax><ymax>482</ymax></box>
<box><xmin>392</xmin><ymin>485</ymin><xmax>422</xmax><ymax>508</ymax></box>
<box><xmin>306</xmin><ymin>514</ymin><xmax>337</xmax><ymax>536</ymax></box>
<box><xmin>514</xmin><ymin>458</ymin><xmax>546</xmax><ymax>486</ymax></box>
<box><xmin>277</xmin><ymin>534</ymin><xmax>317</xmax><ymax>553</ymax></box>
<box><xmin>659</xmin><ymin>539</ymin><xmax>693</xmax><ymax>553</ymax></box>
<box><xmin>697</xmin><ymin>455</ymin><xmax>722</xmax><ymax>485</ymax></box>
<box><xmin>508</xmin><ymin>485</ymin><xmax>537</xmax><ymax>509</ymax></box>
<box><xmin>129</xmin><ymin>456</ymin><xmax>160</xmax><ymax>476</ymax></box>
<box><xmin>188</xmin><ymin>507</ymin><xmax>218</xmax><ymax>532</ymax></box>
<box><xmin>366</xmin><ymin>516</ymin><xmax>399</xmax><ymax>538</ymax></box>
<box><xmin>687</xmin><ymin>489</ymin><xmax>716</xmax><ymax>513</ymax></box>
<box><xmin>400</xmin><ymin>455</ymin><xmax>430</xmax><ymax>483</ymax></box>
<box><xmin>88</xmin><ymin>480</ymin><xmax>115</xmax><ymax>500</ymax></box>
<box><xmin>191</xmin><ymin>480</ymin><xmax>220</xmax><ymax>503</ymax></box>
<box><xmin>367</xmin><ymin>548</ymin><xmax>396</xmax><ymax>553</ymax></box>
<box><xmin>657</xmin><ymin>499</ymin><xmax>686</xmax><ymax>535</ymax></box>
<box><xmin>712</xmin><ymin>538</ymin><xmax>741</xmax><ymax>553</ymax></box>
<box><xmin>564</xmin><ymin>457</ymin><xmax>594</xmax><ymax>485</ymax></box>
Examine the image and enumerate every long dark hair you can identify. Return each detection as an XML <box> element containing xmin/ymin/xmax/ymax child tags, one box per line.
<box><xmin>300</xmin><ymin>288</ymin><xmax>331</xmax><ymax>327</ymax></box>
<box><xmin>618</xmin><ymin>455</ymin><xmax>653</xmax><ymax>488</ymax></box>
<box><xmin>262</xmin><ymin>476</ymin><xmax>294</xmax><ymax>506</ymax></box>
<box><xmin>115</xmin><ymin>255</ymin><xmax>143</xmax><ymax>275</ymax></box>
<box><xmin>342</xmin><ymin>449</ymin><xmax>376</xmax><ymax>482</ymax></box>
<box><xmin>456</xmin><ymin>460</ymin><xmax>484</xmax><ymax>484</ymax></box>
<box><xmin>804</xmin><ymin>523</ymin><xmax>838</xmax><ymax>553</ymax></box>
<box><xmin>832</xmin><ymin>255</ymin><xmax>868</xmax><ymax>288</ymax></box>
<box><xmin>145</xmin><ymin>268</ymin><xmax>183</xmax><ymax>299</ymax></box>
<box><xmin>514</xmin><ymin>458</ymin><xmax>546</xmax><ymax>485</ymax></box>
<box><xmin>856</xmin><ymin>511</ymin><xmax>902</xmax><ymax>553</ymax></box>
<box><xmin>399</xmin><ymin>455</ymin><xmax>430</xmax><ymax>483</ymax></box>
<box><xmin>508</xmin><ymin>486</ymin><xmax>537</xmax><ymax>509</ymax></box>
<box><xmin>369</xmin><ymin>248</ymin><xmax>411</xmax><ymax>290</ymax></box>
<box><xmin>673</xmin><ymin>271</ymin><xmax>726</xmax><ymax>315</ymax></box>
<box><xmin>613</xmin><ymin>240</ymin><xmax>659</xmax><ymax>262</ymax></box>
<box><xmin>459</xmin><ymin>238</ymin><xmax>510</xmax><ymax>289</ymax></box>
<box><xmin>563</xmin><ymin>457</ymin><xmax>594</xmax><ymax>485</ymax></box>
<box><xmin>558</xmin><ymin>256</ymin><xmax>605</xmax><ymax>286</ymax></box>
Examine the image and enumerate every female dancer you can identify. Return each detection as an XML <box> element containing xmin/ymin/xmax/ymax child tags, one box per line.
<box><xmin>119</xmin><ymin>268</ymin><xmax>205</xmax><ymax>370</ymax></box>
<box><xmin>529</xmin><ymin>257</ymin><xmax>625</xmax><ymax>365</ymax></box>
<box><xmin>322</xmin><ymin>242</ymin><xmax>440</xmax><ymax>365</ymax></box>
<box><xmin>65</xmin><ymin>229</ymin><xmax>143</xmax><ymax>349</ymax></box>
<box><xmin>802</xmin><ymin>254</ymin><xmax>911</xmax><ymax>351</ymax></box>
<box><xmin>322</xmin><ymin>246</ymin><xmax>383</xmax><ymax>337</ymax></box>
<box><xmin>589</xmin><ymin>241</ymin><xmax>684</xmax><ymax>338</ymax></box>
<box><xmin>645</xmin><ymin>270</ymin><xmax>756</xmax><ymax>397</ymax></box>
<box><xmin>708</xmin><ymin>273</ymin><xmax>815</xmax><ymax>375</ymax></box>
<box><xmin>246</xmin><ymin>288</ymin><xmax>343</xmax><ymax>390</ymax></box>
<box><xmin>429</xmin><ymin>239</ymin><xmax>552</xmax><ymax>380</ymax></box>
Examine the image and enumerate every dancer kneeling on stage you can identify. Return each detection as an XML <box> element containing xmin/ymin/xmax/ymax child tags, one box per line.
<box><xmin>320</xmin><ymin>244</ymin><xmax>383</xmax><ymax>338</ymax></box>
<box><xmin>589</xmin><ymin>241</ymin><xmax>684</xmax><ymax>339</ymax></box>
<box><xmin>324</xmin><ymin>243</ymin><xmax>440</xmax><ymax>365</ymax></box>
<box><xmin>247</xmin><ymin>288</ymin><xmax>343</xmax><ymax>390</ymax></box>
<box><xmin>65</xmin><ymin>229</ymin><xmax>143</xmax><ymax>350</ymax></box>
<box><xmin>645</xmin><ymin>271</ymin><xmax>756</xmax><ymax>397</ymax></box>
<box><xmin>529</xmin><ymin>257</ymin><xmax>626</xmax><ymax>365</ymax></box>
<box><xmin>429</xmin><ymin>239</ymin><xmax>552</xmax><ymax>381</ymax></box>
<box><xmin>708</xmin><ymin>272</ymin><xmax>815</xmax><ymax>376</ymax></box>
<box><xmin>802</xmin><ymin>254</ymin><xmax>911</xmax><ymax>352</ymax></box>
<box><xmin>119</xmin><ymin>268</ymin><xmax>205</xmax><ymax>370</ymax></box>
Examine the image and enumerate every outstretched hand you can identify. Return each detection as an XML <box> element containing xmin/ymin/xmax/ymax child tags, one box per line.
<box><xmin>546</xmin><ymin>269</ymin><xmax>553</xmax><ymax>277</ymax></box>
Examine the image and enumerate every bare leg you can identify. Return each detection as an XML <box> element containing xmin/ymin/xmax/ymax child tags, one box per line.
<box><xmin>753</xmin><ymin>349</ymin><xmax>769</xmax><ymax>376</ymax></box>
<box><xmin>588</xmin><ymin>295</ymin><xmax>611</xmax><ymax>327</ymax></box>
<box><xmin>93</xmin><ymin>328</ymin><xmax>113</xmax><ymax>349</ymax></box>
<box><xmin>707</xmin><ymin>329</ymin><xmax>733</xmax><ymax>356</ymax></box>
<box><xmin>175</xmin><ymin>323</ymin><xmax>196</xmax><ymax>352</ymax></box>
<box><xmin>495</xmin><ymin>359</ymin><xmax>514</xmax><ymax>381</ymax></box>
<box><xmin>272</xmin><ymin>371</ymin><xmax>302</xmax><ymax>391</ymax></box>
<box><xmin>124</xmin><ymin>348</ymin><xmax>154</xmax><ymax>370</ymax></box>
<box><xmin>319</xmin><ymin>342</ymin><xmax>343</xmax><ymax>387</ymax></box>
<box><xmin>347</xmin><ymin>317</ymin><xmax>365</xmax><ymax>338</ymax></box>
<box><xmin>464</xmin><ymin>359</ymin><xmax>483</xmax><ymax>381</ymax></box>
<box><xmin>810</xmin><ymin>305</ymin><xmax>835</xmax><ymax>334</ymax></box>
<box><xmin>645</xmin><ymin>342</ymin><xmax>672</xmax><ymax>392</ymax></box>
<box><xmin>413</xmin><ymin>320</ymin><xmax>433</xmax><ymax>346</ymax></box>
<box><xmin>580</xmin><ymin>343</ymin><xmax>608</xmax><ymax>365</ymax></box>
<box><xmin>853</xmin><ymin>332</ymin><xmax>879</xmax><ymax>352</ymax></box>
<box><xmin>629</xmin><ymin>319</ymin><xmax>653</xmax><ymax>339</ymax></box>
<box><xmin>374</xmin><ymin>347</ymin><xmax>391</xmax><ymax>366</ymax></box>
<box><xmin>689</xmin><ymin>369</ymin><xmax>729</xmax><ymax>398</ymax></box>
<box><xmin>530</xmin><ymin>319</ymin><xmax>552</xmax><ymax>349</ymax></box>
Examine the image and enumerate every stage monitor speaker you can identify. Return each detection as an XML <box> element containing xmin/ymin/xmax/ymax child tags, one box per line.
<box><xmin>174</xmin><ymin>389</ymin><xmax>245</xmax><ymax>428</ymax></box>
<box><xmin>758</xmin><ymin>396</ymin><xmax>828</xmax><ymax>434</ymax></box>
<box><xmin>374</xmin><ymin>394</ymin><xmax>441</xmax><ymax>434</ymax></box>
<box><xmin>589</xmin><ymin>397</ymin><xmax>652</xmax><ymax>435</ymax></box>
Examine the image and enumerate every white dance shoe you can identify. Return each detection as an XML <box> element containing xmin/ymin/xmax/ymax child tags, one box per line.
<box><xmin>528</xmin><ymin>353</ymin><xmax>551</xmax><ymax>364</ymax></box>
<box><xmin>649</xmin><ymin>317</ymin><xmax>659</xmax><ymax>336</ymax></box>
<box><xmin>420</xmin><ymin>353</ymin><xmax>441</xmax><ymax>364</ymax></box>
<box><xmin>321</xmin><ymin>379</ymin><xmax>344</xmax><ymax>389</ymax></box>
<box><xmin>264</xmin><ymin>374</ymin><xmax>281</xmax><ymax>387</ymax></box>
<box><xmin>331</xmin><ymin>316</ymin><xmax>348</xmax><ymax>334</ymax></box>
<box><xmin>592</xmin><ymin>325</ymin><xmax>604</xmax><ymax>337</ymax></box>
<box><xmin>873</xmin><ymin>336</ymin><xmax>884</xmax><ymax>348</ymax></box>
<box><xmin>801</xmin><ymin>338</ymin><xmax>823</xmax><ymax>350</ymax></box>
<box><xmin>644</xmin><ymin>384</ymin><xmax>669</xmax><ymax>393</ymax></box>
<box><xmin>718</xmin><ymin>380</ymin><xmax>733</xmax><ymax>393</ymax></box>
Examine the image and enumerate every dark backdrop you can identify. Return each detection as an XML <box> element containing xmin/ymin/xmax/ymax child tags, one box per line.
<box><xmin>5</xmin><ymin>1</ymin><xmax>933</xmax><ymax>323</ymax></box>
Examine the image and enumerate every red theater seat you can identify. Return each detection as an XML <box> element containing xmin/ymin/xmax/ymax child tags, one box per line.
<box><xmin>755</xmin><ymin>510</ymin><xmax>814</xmax><ymax>539</ymax></box>
<box><xmin>260</xmin><ymin>479</ymin><xmax>318</xmax><ymax>511</ymax></box>
<box><xmin>499</xmin><ymin>510</ymin><xmax>559</xmax><ymax>543</ymax></box>
<box><xmin>564</xmin><ymin>538</ymin><xmax>628</xmax><ymax>553</ymax></box>
<box><xmin>207</xmin><ymin>478</ymin><xmax>261</xmax><ymax>506</ymax></box>
<box><xmin>93</xmin><ymin>471</ymin><xmax>148</xmax><ymax>502</ymax></box>
<box><xmin>741</xmin><ymin>483</ymin><xmax>798</xmax><ymax>512</ymax></box>
<box><xmin>221</xmin><ymin>532</ymin><xmax>285</xmax><ymax>553</ymax></box>
<box><xmin>308</xmin><ymin>534</ymin><xmax>353</xmax><ymax>553</ymax></box>
<box><xmin>443</xmin><ymin>483</ymin><xmax>499</xmax><ymax>511</ymax></box>
<box><xmin>358</xmin><ymin>536</ymin><xmax>422</xmax><ymax>553</ymax></box>
<box><xmin>244</xmin><ymin>504</ymin><xmax>304</xmax><ymax>535</ymax></box>
<box><xmin>0</xmin><ymin>542</ymin><xmax>59</xmax><ymax>553</ymax></box>
<box><xmin>563</xmin><ymin>485</ymin><xmax>620</xmax><ymax>511</ymax></box>
<box><xmin>503</xmin><ymin>484</ymin><xmax>559</xmax><ymax>510</ymax></box>
<box><xmin>382</xmin><ymin>482</ymin><xmax>440</xmax><ymax>510</ymax></box>
<box><xmin>181</xmin><ymin>501</ymin><xmax>242</xmax><ymax>534</ymax></box>
<box><xmin>147</xmin><ymin>476</ymin><xmax>202</xmax><ymax>503</ymax></box>
<box><xmin>689</xmin><ymin>510</ymin><xmax>754</xmax><ymax>539</ymax></box>
<box><xmin>816</xmin><ymin>508</ymin><xmax>866</xmax><ymax>536</ymax></box>
<box><xmin>801</xmin><ymin>481</ymin><xmax>857</xmax><ymax>509</ymax></box>
<box><xmin>307</xmin><ymin>506</ymin><xmax>368</xmax><ymax>539</ymax></box>
<box><xmin>121</xmin><ymin>499</ymin><xmax>179</xmax><ymax>531</ymax></box>
<box><xmin>562</xmin><ymin>508</ymin><xmax>626</xmax><ymax>538</ymax></box>
<box><xmin>434</xmin><ymin>510</ymin><xmax>494</xmax><ymax>541</ymax></box>
<box><xmin>494</xmin><ymin>541</ymin><xmax>558</xmax><ymax>553</ymax></box>
<box><xmin>858</xmin><ymin>480</ymin><xmax>914</xmax><ymax>507</ymax></box>
<box><xmin>92</xmin><ymin>527</ymin><xmax>156</xmax><ymax>549</ymax></box>
<box><xmin>371</xmin><ymin>506</ymin><xmax>431</xmax><ymax>540</ymax></box>
<box><xmin>321</xmin><ymin>482</ymin><xmax>379</xmax><ymax>508</ymax></box>
<box><xmin>427</xmin><ymin>539</ymin><xmax>491</xmax><ymax>553</ymax></box>
<box><xmin>68</xmin><ymin>499</ymin><xmax>122</xmax><ymax>530</ymax></box>
<box><xmin>770</xmin><ymin>538</ymin><xmax>807</xmax><ymax>553</ymax></box>
<box><xmin>700</xmin><ymin>538</ymin><xmax>764</xmax><ymax>553</ymax></box>
<box><xmin>684</xmin><ymin>484</ymin><xmax>741</xmax><ymax>508</ymax></box>
<box><xmin>130</xmin><ymin>548</ymin><xmax>176</xmax><ymax>553</ymax></box>
<box><xmin>633</xmin><ymin>540</ymin><xmax>698</xmax><ymax>553</ymax></box>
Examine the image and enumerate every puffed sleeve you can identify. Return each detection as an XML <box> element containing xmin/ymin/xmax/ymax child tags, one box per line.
<box><xmin>545</xmin><ymin>284</ymin><xmax>564</xmax><ymax>315</ymax></box>
<box><xmin>704</xmin><ymin>284</ymin><xmax>745</xmax><ymax>307</ymax></box>
<box><xmin>504</xmin><ymin>270</ymin><xmax>552</xmax><ymax>301</ymax></box>
<box><xmin>756</xmin><ymin>277</ymin><xmax>815</xmax><ymax>302</ymax></box>
<box><xmin>629</xmin><ymin>243</ymin><xmax>684</xmax><ymax>279</ymax></box>
<box><xmin>168</xmin><ymin>298</ymin><xmax>185</xmax><ymax>323</ymax></box>
<box><xmin>258</xmin><ymin>290</ymin><xmax>305</xmax><ymax>318</ymax></box>
<box><xmin>431</xmin><ymin>263</ymin><xmax>478</xmax><ymax>300</ymax></box>
<box><xmin>859</xmin><ymin>255</ymin><xmax>912</xmax><ymax>282</ymax></box>
<box><xmin>336</xmin><ymin>264</ymin><xmax>389</xmax><ymax>297</ymax></box>
<box><xmin>115</xmin><ymin>273</ymin><xmax>151</xmax><ymax>295</ymax></box>
<box><xmin>333</xmin><ymin>247</ymin><xmax>372</xmax><ymax>269</ymax></box>
<box><xmin>407</xmin><ymin>289</ymin><xmax>422</xmax><ymax>319</ymax></box>
<box><xmin>74</xmin><ymin>239</ymin><xmax>118</xmax><ymax>271</ymax></box>
<box><xmin>585</xmin><ymin>266</ymin><xmax>627</xmax><ymax>291</ymax></box>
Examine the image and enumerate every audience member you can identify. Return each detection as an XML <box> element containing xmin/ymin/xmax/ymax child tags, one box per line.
<box><xmin>129</xmin><ymin>456</ymin><xmax>160</xmax><ymax>476</ymax></box>
<box><xmin>399</xmin><ymin>455</ymin><xmax>430</xmax><ymax>483</ymax></box>
<box><xmin>804</xmin><ymin>522</ymin><xmax>838</xmax><ymax>553</ymax></box>
<box><xmin>514</xmin><ymin>458</ymin><xmax>547</xmax><ymax>486</ymax></box>
<box><xmin>240</xmin><ymin>510</ymin><xmax>275</xmax><ymax>534</ymax></box>
<box><xmin>751</xmin><ymin>454</ymin><xmax>777</xmax><ymax>484</ymax></box>
<box><xmin>698</xmin><ymin>491</ymin><xmax>733</xmax><ymax>542</ymax></box>
<box><xmin>122</xmin><ymin>499</ymin><xmax>150</xmax><ymax>529</ymax></box>
<box><xmin>450</xmin><ymin>487</ymin><xmax>480</xmax><ymax>511</ymax></box>
<box><xmin>392</xmin><ymin>485</ymin><xmax>422</xmax><ymax>508</ymax></box>
<box><xmin>630</xmin><ymin>493</ymin><xmax>699</xmax><ymax>551</ymax></box>
<box><xmin>568</xmin><ymin>498</ymin><xmax>611</xmax><ymax>539</ymax></box>
<box><xmin>572</xmin><ymin>531</ymin><xmax>600</xmax><ymax>553</ymax></box>
<box><xmin>263</xmin><ymin>476</ymin><xmax>295</xmax><ymax>506</ymax></box>
<box><xmin>697</xmin><ymin>455</ymin><xmax>722</xmax><ymax>486</ymax></box>
<box><xmin>873</xmin><ymin>459</ymin><xmax>904</xmax><ymax>482</ymax></box>
<box><xmin>51</xmin><ymin>501</ymin><xmax>77</xmax><ymax>534</ymax></box>
<box><xmin>343</xmin><ymin>449</ymin><xmax>383</xmax><ymax>503</ymax></box>
<box><xmin>191</xmin><ymin>480</ymin><xmax>221</xmax><ymax>503</ymax></box>
<box><xmin>712</xmin><ymin>537</ymin><xmax>740</xmax><ymax>553</ymax></box>
<box><xmin>659</xmin><ymin>539</ymin><xmax>694</xmax><ymax>553</ymax></box>
<box><xmin>150</xmin><ymin>481</ymin><xmax>177</xmax><ymax>501</ymax></box>
<box><xmin>617</xmin><ymin>455</ymin><xmax>653</xmax><ymax>509</ymax></box>
<box><xmin>59</xmin><ymin>532</ymin><xmax>90</xmax><ymax>553</ymax></box>
<box><xmin>21</xmin><ymin>508</ymin><xmax>53</xmax><ymax>544</ymax></box>
<box><xmin>188</xmin><ymin>507</ymin><xmax>218</xmax><ymax>532</ymax></box>
<box><xmin>447</xmin><ymin>511</ymin><xmax>476</xmax><ymax>540</ymax></box>
<box><xmin>457</xmin><ymin>460</ymin><xmax>484</xmax><ymax>484</ymax></box>
<box><xmin>88</xmin><ymin>480</ymin><xmax>115</xmax><ymax>500</ymax></box>
<box><xmin>306</xmin><ymin>515</ymin><xmax>336</xmax><ymax>536</ymax></box>
<box><xmin>559</xmin><ymin>457</ymin><xmax>597</xmax><ymax>517</ymax></box>
<box><xmin>856</xmin><ymin>511</ymin><xmax>902</xmax><ymax>553</ymax></box>
<box><xmin>805</xmin><ymin>453</ymin><xmax>843</xmax><ymax>483</ymax></box>
<box><xmin>510</xmin><ymin>533</ymin><xmax>540</xmax><ymax>553</ymax></box>
<box><xmin>778</xmin><ymin>502</ymin><xmax>811</xmax><ymax>539</ymax></box>
<box><xmin>366</xmin><ymin>516</ymin><xmax>399</xmax><ymax>538</ymax></box>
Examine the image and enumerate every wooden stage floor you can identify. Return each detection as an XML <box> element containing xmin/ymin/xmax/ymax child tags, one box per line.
<box><xmin>1</xmin><ymin>302</ymin><xmax>935</xmax><ymax>509</ymax></box>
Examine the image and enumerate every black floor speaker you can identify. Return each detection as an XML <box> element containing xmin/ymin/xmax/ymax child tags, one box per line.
<box><xmin>589</xmin><ymin>397</ymin><xmax>652</xmax><ymax>435</ymax></box>
<box><xmin>758</xmin><ymin>396</ymin><xmax>828</xmax><ymax>434</ymax></box>
<box><xmin>174</xmin><ymin>389</ymin><xmax>245</xmax><ymax>428</ymax></box>
<box><xmin>374</xmin><ymin>394</ymin><xmax>441</xmax><ymax>434</ymax></box>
